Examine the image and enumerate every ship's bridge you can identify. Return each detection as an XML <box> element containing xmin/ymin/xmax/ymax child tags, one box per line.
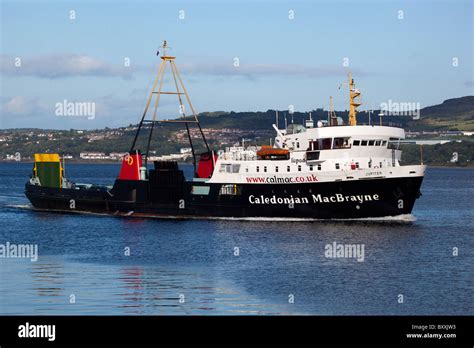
<box><xmin>275</xmin><ymin>125</ymin><xmax>405</xmax><ymax>152</ymax></box>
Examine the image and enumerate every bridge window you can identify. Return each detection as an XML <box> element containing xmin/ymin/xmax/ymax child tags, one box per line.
<box><xmin>388</xmin><ymin>138</ymin><xmax>400</xmax><ymax>149</ymax></box>
<box><xmin>311</xmin><ymin>138</ymin><xmax>332</xmax><ymax>150</ymax></box>
<box><xmin>368</xmin><ymin>140</ymin><xmax>375</xmax><ymax>146</ymax></box>
<box><xmin>321</xmin><ymin>138</ymin><xmax>332</xmax><ymax>150</ymax></box>
<box><xmin>361</xmin><ymin>140</ymin><xmax>368</xmax><ymax>146</ymax></box>
<box><xmin>375</xmin><ymin>140</ymin><xmax>381</xmax><ymax>146</ymax></box>
<box><xmin>333</xmin><ymin>137</ymin><xmax>351</xmax><ymax>149</ymax></box>
<box><xmin>353</xmin><ymin>140</ymin><xmax>360</xmax><ymax>146</ymax></box>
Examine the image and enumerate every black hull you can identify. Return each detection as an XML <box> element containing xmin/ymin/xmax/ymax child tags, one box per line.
<box><xmin>25</xmin><ymin>176</ymin><xmax>424</xmax><ymax>220</ymax></box>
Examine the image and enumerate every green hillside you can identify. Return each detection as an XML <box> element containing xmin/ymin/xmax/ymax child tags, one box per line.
<box><xmin>407</xmin><ymin>96</ymin><xmax>474</xmax><ymax>131</ymax></box>
<box><xmin>192</xmin><ymin>96</ymin><xmax>474</xmax><ymax>131</ymax></box>
<box><xmin>1</xmin><ymin>96</ymin><xmax>473</xmax><ymax>164</ymax></box>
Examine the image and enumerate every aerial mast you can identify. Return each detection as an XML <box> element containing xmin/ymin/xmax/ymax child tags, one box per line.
<box><xmin>348</xmin><ymin>72</ymin><xmax>362</xmax><ymax>126</ymax></box>
<box><xmin>329</xmin><ymin>96</ymin><xmax>338</xmax><ymax>126</ymax></box>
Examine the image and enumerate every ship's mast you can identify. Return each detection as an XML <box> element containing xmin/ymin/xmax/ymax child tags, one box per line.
<box><xmin>329</xmin><ymin>96</ymin><xmax>337</xmax><ymax>126</ymax></box>
<box><xmin>130</xmin><ymin>40</ymin><xmax>211</xmax><ymax>176</ymax></box>
<box><xmin>348</xmin><ymin>72</ymin><xmax>362</xmax><ymax>126</ymax></box>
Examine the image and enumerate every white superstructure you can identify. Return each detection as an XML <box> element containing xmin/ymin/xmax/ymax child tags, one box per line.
<box><xmin>205</xmin><ymin>73</ymin><xmax>425</xmax><ymax>185</ymax></box>
<box><xmin>208</xmin><ymin>121</ymin><xmax>425</xmax><ymax>184</ymax></box>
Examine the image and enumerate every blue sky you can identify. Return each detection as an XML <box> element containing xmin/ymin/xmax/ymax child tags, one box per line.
<box><xmin>1</xmin><ymin>0</ymin><xmax>472</xmax><ymax>129</ymax></box>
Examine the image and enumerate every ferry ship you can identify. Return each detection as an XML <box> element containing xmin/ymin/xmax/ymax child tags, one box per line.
<box><xmin>25</xmin><ymin>42</ymin><xmax>425</xmax><ymax>220</ymax></box>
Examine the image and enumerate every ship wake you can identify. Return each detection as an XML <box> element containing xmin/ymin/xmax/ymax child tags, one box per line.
<box><xmin>6</xmin><ymin>204</ymin><xmax>416</xmax><ymax>224</ymax></box>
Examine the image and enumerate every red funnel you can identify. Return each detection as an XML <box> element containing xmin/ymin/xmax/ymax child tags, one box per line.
<box><xmin>118</xmin><ymin>152</ymin><xmax>142</xmax><ymax>180</ymax></box>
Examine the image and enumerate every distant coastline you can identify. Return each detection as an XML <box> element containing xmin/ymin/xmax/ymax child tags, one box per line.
<box><xmin>1</xmin><ymin>96</ymin><xmax>473</xmax><ymax>166</ymax></box>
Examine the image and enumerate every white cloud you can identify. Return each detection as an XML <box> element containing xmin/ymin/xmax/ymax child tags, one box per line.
<box><xmin>179</xmin><ymin>61</ymin><xmax>368</xmax><ymax>79</ymax></box>
<box><xmin>1</xmin><ymin>53</ymin><xmax>369</xmax><ymax>81</ymax></box>
<box><xmin>2</xmin><ymin>96</ymin><xmax>42</xmax><ymax>115</ymax></box>
<box><xmin>0</xmin><ymin>54</ymin><xmax>133</xmax><ymax>79</ymax></box>
<box><xmin>0</xmin><ymin>92</ymin><xmax>179</xmax><ymax>129</ymax></box>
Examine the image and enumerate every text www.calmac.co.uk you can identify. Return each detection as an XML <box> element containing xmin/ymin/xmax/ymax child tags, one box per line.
<box><xmin>245</xmin><ymin>174</ymin><xmax>318</xmax><ymax>184</ymax></box>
